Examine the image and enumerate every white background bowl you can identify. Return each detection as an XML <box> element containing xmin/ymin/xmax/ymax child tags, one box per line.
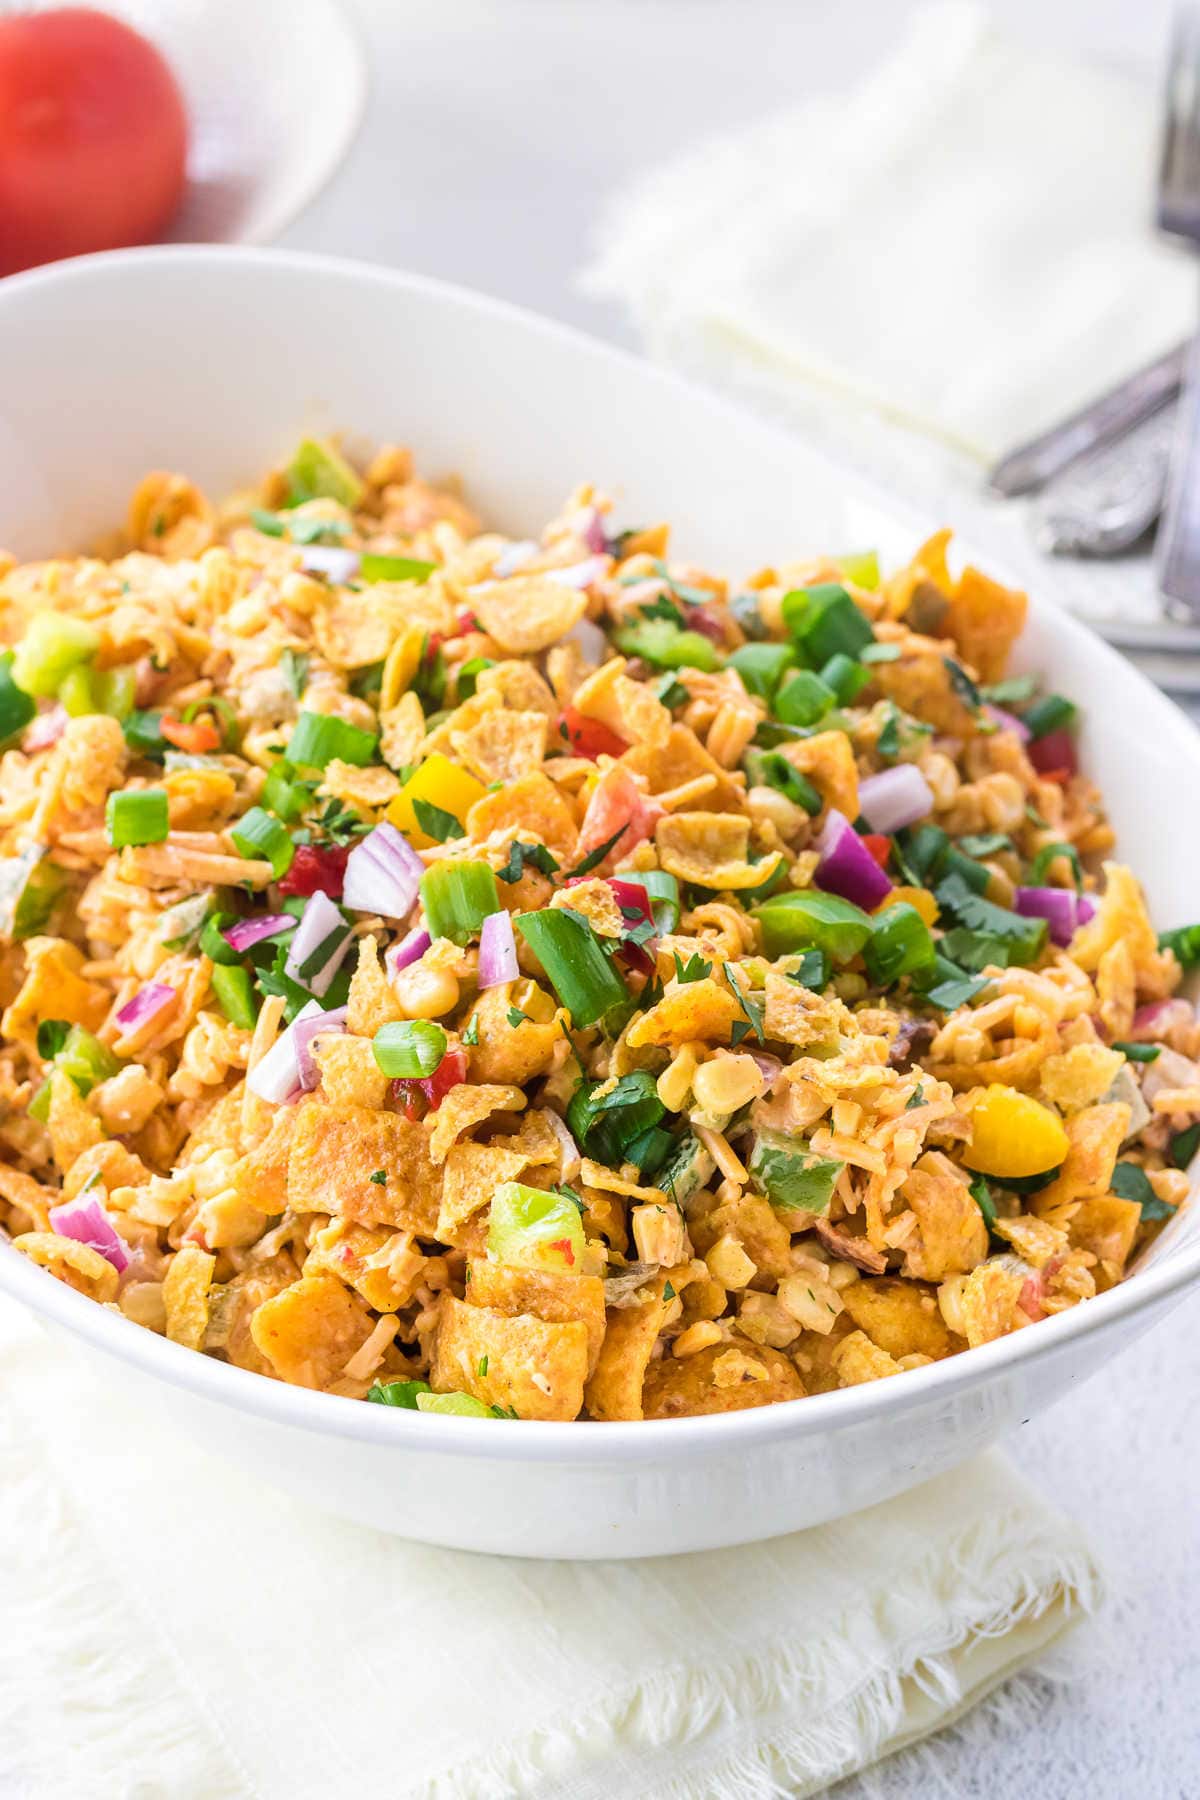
<box><xmin>0</xmin><ymin>246</ymin><xmax>1197</xmax><ymax>1559</ymax></box>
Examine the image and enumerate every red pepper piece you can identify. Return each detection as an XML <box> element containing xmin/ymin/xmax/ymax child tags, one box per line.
<box><xmin>556</xmin><ymin>706</ymin><xmax>628</xmax><ymax>760</ymax></box>
<box><xmin>860</xmin><ymin>833</ymin><xmax>892</xmax><ymax>868</ymax></box>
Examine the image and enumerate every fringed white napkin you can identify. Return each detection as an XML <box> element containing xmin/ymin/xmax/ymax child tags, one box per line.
<box><xmin>583</xmin><ymin>2</ymin><xmax>1193</xmax><ymax>469</ymax></box>
<box><xmin>0</xmin><ymin>1298</ymin><xmax>1101</xmax><ymax>1800</ymax></box>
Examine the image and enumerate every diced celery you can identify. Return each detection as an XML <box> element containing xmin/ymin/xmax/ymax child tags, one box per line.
<box><xmin>13</xmin><ymin>613</ymin><xmax>100</xmax><ymax>698</ymax></box>
<box><xmin>749</xmin><ymin>1130</ymin><xmax>842</xmax><ymax>1215</ymax></box>
<box><xmin>0</xmin><ymin>845</ymin><xmax>67</xmax><ymax>939</ymax></box>
<box><xmin>488</xmin><ymin>1180</ymin><xmax>586</xmax><ymax>1273</ymax></box>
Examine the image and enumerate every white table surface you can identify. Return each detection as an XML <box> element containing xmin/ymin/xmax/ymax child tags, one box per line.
<box><xmin>278</xmin><ymin>4</ymin><xmax>1200</xmax><ymax>1793</ymax></box>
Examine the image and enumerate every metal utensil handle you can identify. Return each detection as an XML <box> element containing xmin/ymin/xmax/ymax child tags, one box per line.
<box><xmin>987</xmin><ymin>340</ymin><xmax>1189</xmax><ymax>498</ymax></box>
<box><xmin>1156</xmin><ymin>313</ymin><xmax>1200</xmax><ymax>623</ymax></box>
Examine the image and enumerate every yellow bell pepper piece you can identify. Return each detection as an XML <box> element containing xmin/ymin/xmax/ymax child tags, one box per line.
<box><xmin>386</xmin><ymin>754</ymin><xmax>486</xmax><ymax>849</ymax></box>
<box><xmin>878</xmin><ymin>884</ymin><xmax>939</xmax><ymax>927</ymax></box>
<box><xmin>962</xmin><ymin>1084</ymin><xmax>1070</xmax><ymax>1179</ymax></box>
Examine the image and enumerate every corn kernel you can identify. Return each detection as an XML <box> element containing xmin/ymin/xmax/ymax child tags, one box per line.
<box><xmin>705</xmin><ymin>1233</ymin><xmax>756</xmax><ymax>1290</ymax></box>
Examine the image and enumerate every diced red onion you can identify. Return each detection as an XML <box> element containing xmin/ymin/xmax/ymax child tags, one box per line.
<box><xmin>816</xmin><ymin>810</ymin><xmax>893</xmax><ymax>910</ymax></box>
<box><xmin>114</xmin><ymin>982</ymin><xmax>176</xmax><ymax>1034</ymax></box>
<box><xmin>23</xmin><ymin>704</ymin><xmax>67</xmax><ymax>753</ymax></box>
<box><xmin>564</xmin><ymin>616</ymin><xmax>608</xmax><ymax>665</ymax></box>
<box><xmin>1014</xmin><ymin>885</ymin><xmax>1093</xmax><ymax>946</ymax></box>
<box><xmin>292</xmin><ymin>1003</ymin><xmax>348</xmax><ymax>1091</ymax></box>
<box><xmin>857</xmin><ymin>765</ymin><xmax>934</xmax><ymax>834</ymax></box>
<box><xmin>478</xmin><ymin>909</ymin><xmax>519</xmax><ymax>987</ymax></box>
<box><xmin>49</xmin><ymin>1194</ymin><xmax>130</xmax><ymax>1273</ymax></box>
<box><xmin>387</xmin><ymin>926</ymin><xmax>431</xmax><ymax>977</ymax></box>
<box><xmin>343</xmin><ymin>820</ymin><xmax>424</xmax><ymax>920</ymax></box>
<box><xmin>748</xmin><ymin>1049</ymin><xmax>783</xmax><ymax>1090</ymax></box>
<box><xmin>983</xmin><ymin>704</ymin><xmax>1031</xmax><ymax>744</ymax></box>
<box><xmin>573</xmin><ymin>505</ymin><xmax>608</xmax><ymax>554</ymax></box>
<box><xmin>222</xmin><ymin>913</ymin><xmax>294</xmax><ymax>953</ymax></box>
<box><xmin>247</xmin><ymin>999</ymin><xmax>321</xmax><ymax>1103</ymax></box>
<box><xmin>299</xmin><ymin>545</ymin><xmax>361</xmax><ymax>583</ymax></box>
<box><xmin>546</xmin><ymin>555</ymin><xmax>609</xmax><ymax>590</ymax></box>
<box><xmin>494</xmin><ymin>539</ymin><xmax>538</xmax><ymax>577</ymax></box>
<box><xmin>607</xmin><ymin>877</ymin><xmax>652</xmax><ymax>923</ymax></box>
<box><xmin>284</xmin><ymin>890</ymin><xmax>352</xmax><ymax>997</ymax></box>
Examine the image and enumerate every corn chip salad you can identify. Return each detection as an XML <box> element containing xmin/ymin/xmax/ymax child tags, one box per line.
<box><xmin>0</xmin><ymin>437</ymin><xmax>1196</xmax><ymax>1422</ymax></box>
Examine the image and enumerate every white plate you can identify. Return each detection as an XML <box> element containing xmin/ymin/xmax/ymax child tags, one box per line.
<box><xmin>0</xmin><ymin>247</ymin><xmax>1197</xmax><ymax>1559</ymax></box>
<box><xmin>23</xmin><ymin>0</ymin><xmax>367</xmax><ymax>247</ymax></box>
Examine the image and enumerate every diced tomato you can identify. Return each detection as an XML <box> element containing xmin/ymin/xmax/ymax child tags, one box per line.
<box><xmin>557</xmin><ymin>706</ymin><xmax>628</xmax><ymax>760</ymax></box>
<box><xmin>1028</xmin><ymin>728</ymin><xmax>1077</xmax><ymax>780</ymax></box>
<box><xmin>420</xmin><ymin>1046</ymin><xmax>468</xmax><ymax>1109</ymax></box>
<box><xmin>392</xmin><ymin>1047</ymin><xmax>469</xmax><ymax>1119</ymax></box>
<box><xmin>161</xmin><ymin>714</ymin><xmax>220</xmax><ymax>754</ymax></box>
<box><xmin>575</xmin><ymin>766</ymin><xmax>664</xmax><ymax>871</ymax></box>
<box><xmin>277</xmin><ymin>842</ymin><xmax>349</xmax><ymax>898</ymax></box>
<box><xmin>860</xmin><ymin>833</ymin><xmax>892</xmax><ymax>868</ymax></box>
<box><xmin>455</xmin><ymin>607</ymin><xmax>481</xmax><ymax>634</ymax></box>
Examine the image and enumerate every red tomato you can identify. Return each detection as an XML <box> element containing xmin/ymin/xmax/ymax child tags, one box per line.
<box><xmin>557</xmin><ymin>707</ymin><xmax>628</xmax><ymax>760</ymax></box>
<box><xmin>860</xmin><ymin>834</ymin><xmax>892</xmax><ymax>868</ymax></box>
<box><xmin>277</xmin><ymin>843</ymin><xmax>349</xmax><ymax>899</ymax></box>
<box><xmin>0</xmin><ymin>8</ymin><xmax>188</xmax><ymax>275</ymax></box>
<box><xmin>576</xmin><ymin>767</ymin><xmax>664</xmax><ymax>870</ymax></box>
<box><xmin>392</xmin><ymin>1047</ymin><xmax>468</xmax><ymax>1118</ymax></box>
<box><xmin>160</xmin><ymin>715</ymin><xmax>220</xmax><ymax>755</ymax></box>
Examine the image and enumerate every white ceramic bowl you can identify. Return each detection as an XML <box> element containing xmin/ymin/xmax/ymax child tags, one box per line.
<box><xmin>1</xmin><ymin>247</ymin><xmax>1197</xmax><ymax>1560</ymax></box>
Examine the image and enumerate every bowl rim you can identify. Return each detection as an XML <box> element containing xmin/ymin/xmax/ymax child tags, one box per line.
<box><xmin>2</xmin><ymin>242</ymin><xmax>1199</xmax><ymax>1463</ymax></box>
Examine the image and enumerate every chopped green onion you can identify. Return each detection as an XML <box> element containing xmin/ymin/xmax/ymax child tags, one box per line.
<box><xmin>957</xmin><ymin>832</ymin><xmax>1012</xmax><ymax>858</ymax></box>
<box><xmin>419</xmin><ymin>860</ymin><xmax>500</xmax><ymax>945</ymax></box>
<box><xmin>943</xmin><ymin>658</ymin><xmax>981</xmax><ymax>713</ymax></box>
<box><xmin>516</xmin><ymin>907</ymin><xmax>629</xmax><ymax>1027</ymax></box>
<box><xmin>285</xmin><ymin>436</ymin><xmax>364</xmax><ymax>508</ymax></box>
<box><xmin>1113</xmin><ymin>1041</ymin><xmax>1161</xmax><ymax>1064</ymax></box>
<box><xmin>59</xmin><ymin>1026</ymin><xmax>120</xmax><ymax>1095</ymax></box>
<box><xmin>286</xmin><ymin>709</ymin><xmax>378</xmax><ymax>770</ymax></box>
<box><xmin>211</xmin><ymin>964</ymin><xmax>259</xmax><ymax>1029</ymax></box>
<box><xmin>415</xmin><ymin>1392</ymin><xmax>496</xmax><ymax>1418</ymax></box>
<box><xmin>105</xmin><ymin>787</ymin><xmax>168</xmax><ymax>849</ymax></box>
<box><xmin>781</xmin><ymin>582</ymin><xmax>875</xmax><ymax>665</ymax></box>
<box><xmin>982</xmin><ymin>675</ymin><xmax>1038</xmax><ymax>706</ymax></box>
<box><xmin>230</xmin><ymin>807</ymin><xmax>295</xmax><ymax>879</ymax></box>
<box><xmin>372</xmin><ymin>1019</ymin><xmax>447</xmax><ymax>1079</ymax></box>
<box><xmin>1027</xmin><ymin>840</ymin><xmax>1082</xmax><ymax>889</ymax></box>
<box><xmin>279</xmin><ymin>648</ymin><xmax>310</xmax><ymax>699</ymax></box>
<box><xmin>627</xmin><ymin>867</ymin><xmax>680</xmax><ymax>934</ymax></box>
<box><xmin>262</xmin><ymin>760</ymin><xmax>311</xmax><ymax>822</ymax></box>
<box><xmin>28</xmin><ymin>1080</ymin><xmax>52</xmax><ymax>1123</ymax></box>
<box><xmin>863</xmin><ymin>902</ymin><xmax>937</xmax><ymax>987</ymax></box>
<box><xmin>0</xmin><ymin>653</ymin><xmax>35</xmax><ymax>746</ymax></box>
<box><xmin>751</xmin><ymin>890</ymin><xmax>873</xmax><ymax>963</ymax></box>
<box><xmin>728</xmin><ymin>641</ymin><xmax>796</xmax><ymax>702</ymax></box>
<box><xmin>122</xmin><ymin>709</ymin><xmax>167</xmax><ymax>759</ymax></box>
<box><xmin>860</xmin><ymin>641</ymin><xmax>901</xmax><ymax>665</ymax></box>
<box><xmin>367</xmin><ymin>1378</ymin><xmax>431</xmax><ymax>1408</ymax></box>
<box><xmin>819</xmin><ymin>653</ymin><xmax>870</xmax><ymax>705</ymax></box>
<box><xmin>612</xmin><ymin>618</ymin><xmax>723</xmax><ymax>671</ymax></box>
<box><xmin>200</xmin><ymin>910</ymin><xmax>245</xmax><ymax>966</ymax></box>
<box><xmin>969</xmin><ymin>1175</ymin><xmax>997</xmax><ymax>1230</ymax></box>
<box><xmin>775</xmin><ymin>668</ymin><xmax>835</xmax><ymax>727</ymax></box>
<box><xmin>12</xmin><ymin>613</ymin><xmax>99</xmax><ymax>698</ymax></box>
<box><xmin>360</xmin><ymin>553</ymin><xmax>437</xmax><ymax>584</ymax></box>
<box><xmin>1023</xmin><ymin>694</ymin><xmax>1076</xmax><ymax>739</ymax></box>
<box><xmin>743</xmin><ymin>749</ymin><xmax>823</xmax><ymax>815</ymax></box>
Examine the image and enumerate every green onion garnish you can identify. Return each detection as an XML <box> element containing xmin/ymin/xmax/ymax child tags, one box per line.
<box><xmin>122</xmin><ymin>709</ymin><xmax>167</xmax><ymax>759</ymax></box>
<box><xmin>0</xmin><ymin>653</ymin><xmax>35</xmax><ymax>746</ymax></box>
<box><xmin>230</xmin><ymin>807</ymin><xmax>294</xmax><ymax>879</ymax></box>
<box><xmin>419</xmin><ymin>860</ymin><xmax>500</xmax><ymax>945</ymax></box>
<box><xmin>612</xmin><ymin>618</ymin><xmax>723</xmax><ymax>672</ymax></box>
<box><xmin>372</xmin><ymin>1019</ymin><xmax>447</xmax><ymax>1079</ymax></box>
<box><xmin>1023</xmin><ymin>694</ymin><xmax>1076</xmax><ymax>739</ymax></box>
<box><xmin>515</xmin><ymin>907</ymin><xmax>629</xmax><ymax>1027</ymax></box>
<box><xmin>728</xmin><ymin>641</ymin><xmax>795</xmax><ymax>702</ymax></box>
<box><xmin>105</xmin><ymin>787</ymin><xmax>168</xmax><ymax>849</ymax></box>
<box><xmin>781</xmin><ymin>582</ymin><xmax>875</xmax><ymax>666</ymax></box>
<box><xmin>1112</xmin><ymin>1042</ymin><xmax>1161</xmax><ymax>1063</ymax></box>
<box><xmin>286</xmin><ymin>709</ymin><xmax>378</xmax><ymax>770</ymax></box>
<box><xmin>211</xmin><ymin>964</ymin><xmax>259</xmax><ymax>1029</ymax></box>
<box><xmin>262</xmin><ymin>760</ymin><xmax>312</xmax><ymax>822</ymax></box>
<box><xmin>819</xmin><ymin>653</ymin><xmax>870</xmax><ymax>706</ymax></box>
<box><xmin>774</xmin><ymin>669</ymin><xmax>835</xmax><ymax>728</ymax></box>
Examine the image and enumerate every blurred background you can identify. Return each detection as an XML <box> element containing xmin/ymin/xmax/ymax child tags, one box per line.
<box><xmin>1</xmin><ymin>1</ymin><xmax>1196</xmax><ymax>1793</ymax></box>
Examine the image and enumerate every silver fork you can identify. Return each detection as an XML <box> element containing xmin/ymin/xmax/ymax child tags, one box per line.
<box><xmin>1155</xmin><ymin>10</ymin><xmax>1200</xmax><ymax>625</ymax></box>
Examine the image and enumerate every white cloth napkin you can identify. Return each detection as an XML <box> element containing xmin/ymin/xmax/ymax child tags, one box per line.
<box><xmin>582</xmin><ymin>3</ymin><xmax>1197</xmax><ymax>633</ymax></box>
<box><xmin>0</xmin><ymin>1297</ymin><xmax>1101</xmax><ymax>1800</ymax></box>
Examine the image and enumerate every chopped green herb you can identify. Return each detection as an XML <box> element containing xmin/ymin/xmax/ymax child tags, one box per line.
<box><xmin>1160</xmin><ymin>922</ymin><xmax>1200</xmax><ymax>971</ymax></box>
<box><xmin>497</xmin><ymin>839</ymin><xmax>559</xmax><ymax>883</ymax></box>
<box><xmin>943</xmin><ymin>657</ymin><xmax>981</xmax><ymax>713</ymax></box>
<box><xmin>462</xmin><ymin>1011</ymin><xmax>480</xmax><ymax>1046</ymax></box>
<box><xmin>360</xmin><ymin>553</ymin><xmax>437</xmax><ymax>584</ymax></box>
<box><xmin>1027</xmin><ymin>841</ymin><xmax>1082</xmax><ymax>890</ymax></box>
<box><xmin>412</xmin><ymin>798</ymin><xmax>465</xmax><ymax>843</ymax></box>
<box><xmin>477</xmin><ymin>1356</ymin><xmax>489</xmax><ymax>1377</ymax></box>
<box><xmin>250</xmin><ymin>507</ymin><xmax>350</xmax><ymax>546</ymax></box>
<box><xmin>280</xmin><ymin>651</ymin><xmax>310</xmax><ymax>705</ymax></box>
<box><xmin>981</xmin><ymin>675</ymin><xmax>1038</xmax><ymax>706</ymax></box>
<box><xmin>105</xmin><ymin>787</ymin><xmax>169</xmax><ymax>850</ymax></box>
<box><xmin>969</xmin><ymin>1175</ymin><xmax>997</xmax><ymax>1230</ymax></box>
<box><xmin>1110</xmin><ymin>1160</ymin><xmax>1174</xmax><ymax>1220</ymax></box>
<box><xmin>673</xmin><ymin>951</ymin><xmax>712</xmax><ymax>983</ymax></box>
<box><xmin>566</xmin><ymin>827</ymin><xmax>627</xmax><ymax>880</ymax></box>
<box><xmin>723</xmin><ymin>962</ymin><xmax>765</xmax><ymax>1046</ymax></box>
<box><xmin>367</xmin><ymin>1379</ymin><xmax>431</xmax><ymax>1409</ymax></box>
<box><xmin>1171</xmin><ymin>1122</ymin><xmax>1200</xmax><ymax>1170</ymax></box>
<box><xmin>1112</xmin><ymin>1042</ymin><xmax>1161</xmax><ymax>1064</ymax></box>
<box><xmin>369</xmin><ymin>1170</ymin><xmax>388</xmax><ymax>1186</ymax></box>
<box><xmin>1023</xmin><ymin>693</ymin><xmax>1076</xmax><ymax>739</ymax></box>
<box><xmin>505</xmin><ymin>1006</ymin><xmax>529</xmax><ymax>1029</ymax></box>
<box><xmin>372</xmin><ymin>1019</ymin><xmax>448</xmax><ymax>1079</ymax></box>
<box><xmin>662</xmin><ymin>1281</ymin><xmax>676</xmax><ymax>1302</ymax></box>
<box><xmin>958</xmin><ymin>832</ymin><xmax>1013</xmax><ymax>858</ymax></box>
<box><xmin>36</xmin><ymin>1019</ymin><xmax>71</xmax><ymax>1061</ymax></box>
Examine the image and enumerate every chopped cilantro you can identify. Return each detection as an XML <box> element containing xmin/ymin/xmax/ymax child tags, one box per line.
<box><xmin>969</xmin><ymin>1175</ymin><xmax>997</xmax><ymax>1230</ymax></box>
<box><xmin>943</xmin><ymin>657</ymin><xmax>981</xmax><ymax>712</ymax></box>
<box><xmin>566</xmin><ymin>827</ymin><xmax>626</xmax><ymax>879</ymax></box>
<box><xmin>1110</xmin><ymin>1161</ymin><xmax>1175</xmax><ymax>1220</ymax></box>
<box><xmin>506</xmin><ymin>1006</ymin><xmax>529</xmax><ymax>1029</ymax></box>
<box><xmin>412</xmin><ymin>798</ymin><xmax>465</xmax><ymax>843</ymax></box>
<box><xmin>1171</xmin><ymin>1122</ymin><xmax>1200</xmax><ymax>1170</ymax></box>
<box><xmin>497</xmin><ymin>839</ymin><xmax>559</xmax><ymax>883</ymax></box>
<box><xmin>905</xmin><ymin>1084</ymin><xmax>926</xmax><ymax>1110</ymax></box>
<box><xmin>723</xmin><ymin>962</ymin><xmax>765</xmax><ymax>1046</ymax></box>
<box><xmin>462</xmin><ymin>1011</ymin><xmax>480</xmax><ymax>1046</ymax></box>
<box><xmin>662</xmin><ymin>1280</ymin><xmax>676</xmax><ymax>1302</ymax></box>
<box><xmin>369</xmin><ymin>1170</ymin><xmax>388</xmax><ymax>1186</ymax></box>
<box><xmin>673</xmin><ymin>950</ymin><xmax>712</xmax><ymax>983</ymax></box>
